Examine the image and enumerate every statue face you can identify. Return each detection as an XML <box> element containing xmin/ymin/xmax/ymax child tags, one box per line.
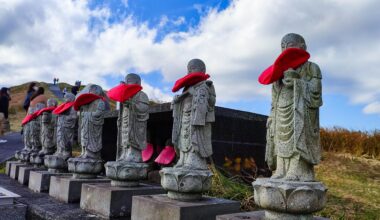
<box><xmin>281</xmin><ymin>33</ymin><xmax>307</xmax><ymax>52</ymax></box>
<box><xmin>187</xmin><ymin>59</ymin><xmax>206</xmax><ymax>74</ymax></box>
<box><xmin>88</xmin><ymin>84</ymin><xmax>103</xmax><ymax>95</ymax></box>
<box><xmin>47</xmin><ymin>98</ymin><xmax>58</xmax><ymax>107</ymax></box>
<box><xmin>36</xmin><ymin>103</ymin><xmax>46</xmax><ymax>110</ymax></box>
<box><xmin>125</xmin><ymin>73</ymin><xmax>141</xmax><ymax>85</ymax></box>
<box><xmin>64</xmin><ymin>93</ymin><xmax>75</xmax><ymax>102</ymax></box>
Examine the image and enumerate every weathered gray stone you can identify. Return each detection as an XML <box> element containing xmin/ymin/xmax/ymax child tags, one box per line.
<box><xmin>45</xmin><ymin>93</ymin><xmax>77</xmax><ymax>172</ymax></box>
<box><xmin>17</xmin><ymin>166</ymin><xmax>44</xmax><ymax>185</ymax></box>
<box><xmin>216</xmin><ymin>211</ymin><xmax>329</xmax><ymax>220</ymax></box>
<box><xmin>105</xmin><ymin>73</ymin><xmax>150</xmax><ymax>187</ymax></box>
<box><xmin>9</xmin><ymin>163</ymin><xmax>28</xmax><ymax>179</ymax></box>
<box><xmin>49</xmin><ymin>175</ymin><xmax>110</xmax><ymax>203</ymax></box>
<box><xmin>160</xmin><ymin>59</ymin><xmax>216</xmax><ymax>200</ymax></box>
<box><xmin>68</xmin><ymin>84</ymin><xmax>109</xmax><ymax>179</ymax></box>
<box><xmin>6</xmin><ymin>161</ymin><xmax>23</xmax><ymax>176</ymax></box>
<box><xmin>0</xmin><ymin>202</ymin><xmax>27</xmax><ymax>220</ymax></box>
<box><xmin>131</xmin><ymin>194</ymin><xmax>240</xmax><ymax>220</ymax></box>
<box><xmin>80</xmin><ymin>182</ymin><xmax>165</xmax><ymax>218</ymax></box>
<box><xmin>28</xmin><ymin>170</ymin><xmax>71</xmax><ymax>193</ymax></box>
<box><xmin>28</xmin><ymin>103</ymin><xmax>46</xmax><ymax>165</ymax></box>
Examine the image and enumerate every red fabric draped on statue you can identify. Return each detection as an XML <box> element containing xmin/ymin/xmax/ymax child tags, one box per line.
<box><xmin>258</xmin><ymin>48</ymin><xmax>310</xmax><ymax>85</ymax></box>
<box><xmin>142</xmin><ymin>143</ymin><xmax>154</xmax><ymax>162</ymax></box>
<box><xmin>172</xmin><ymin>72</ymin><xmax>210</xmax><ymax>92</ymax></box>
<box><xmin>35</xmin><ymin>106</ymin><xmax>56</xmax><ymax>117</ymax></box>
<box><xmin>52</xmin><ymin>102</ymin><xmax>75</xmax><ymax>115</ymax></box>
<box><xmin>73</xmin><ymin>93</ymin><xmax>104</xmax><ymax>111</ymax></box>
<box><xmin>107</xmin><ymin>83</ymin><xmax>142</xmax><ymax>102</ymax></box>
<box><xmin>21</xmin><ymin>113</ymin><xmax>37</xmax><ymax>126</ymax></box>
<box><xmin>154</xmin><ymin>146</ymin><xmax>176</xmax><ymax>165</ymax></box>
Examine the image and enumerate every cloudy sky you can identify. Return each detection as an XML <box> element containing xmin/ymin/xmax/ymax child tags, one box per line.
<box><xmin>0</xmin><ymin>0</ymin><xmax>379</xmax><ymax>130</ymax></box>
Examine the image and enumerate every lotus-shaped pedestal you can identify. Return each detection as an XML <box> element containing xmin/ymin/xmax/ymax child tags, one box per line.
<box><xmin>68</xmin><ymin>157</ymin><xmax>103</xmax><ymax>179</ymax></box>
<box><xmin>44</xmin><ymin>155</ymin><xmax>69</xmax><ymax>173</ymax></box>
<box><xmin>160</xmin><ymin>167</ymin><xmax>213</xmax><ymax>201</ymax></box>
<box><xmin>105</xmin><ymin>161</ymin><xmax>149</xmax><ymax>186</ymax></box>
<box><xmin>252</xmin><ymin>178</ymin><xmax>327</xmax><ymax>219</ymax></box>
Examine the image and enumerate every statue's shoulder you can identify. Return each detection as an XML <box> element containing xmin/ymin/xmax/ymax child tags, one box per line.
<box><xmin>306</xmin><ymin>61</ymin><xmax>322</xmax><ymax>79</ymax></box>
<box><xmin>136</xmin><ymin>91</ymin><xmax>149</xmax><ymax>102</ymax></box>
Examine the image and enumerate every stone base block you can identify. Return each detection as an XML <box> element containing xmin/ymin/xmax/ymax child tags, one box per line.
<box><xmin>81</xmin><ymin>183</ymin><xmax>165</xmax><ymax>218</ymax></box>
<box><xmin>216</xmin><ymin>211</ymin><xmax>330</xmax><ymax>220</ymax></box>
<box><xmin>49</xmin><ymin>175</ymin><xmax>110</xmax><ymax>203</ymax></box>
<box><xmin>9</xmin><ymin>163</ymin><xmax>28</xmax><ymax>180</ymax></box>
<box><xmin>28</xmin><ymin>170</ymin><xmax>71</xmax><ymax>193</ymax></box>
<box><xmin>0</xmin><ymin>202</ymin><xmax>27</xmax><ymax>220</ymax></box>
<box><xmin>131</xmin><ymin>194</ymin><xmax>240</xmax><ymax>220</ymax></box>
<box><xmin>6</xmin><ymin>161</ymin><xmax>22</xmax><ymax>176</ymax></box>
<box><xmin>17</xmin><ymin>166</ymin><xmax>44</xmax><ymax>185</ymax></box>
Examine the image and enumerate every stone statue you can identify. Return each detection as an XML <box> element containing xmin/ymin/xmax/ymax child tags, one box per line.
<box><xmin>16</xmin><ymin>107</ymin><xmax>35</xmax><ymax>161</ymax></box>
<box><xmin>31</xmin><ymin>99</ymin><xmax>58</xmax><ymax>166</ymax></box>
<box><xmin>105</xmin><ymin>73</ymin><xmax>150</xmax><ymax>186</ymax></box>
<box><xmin>160</xmin><ymin>59</ymin><xmax>216</xmax><ymax>200</ymax></box>
<box><xmin>266</xmin><ymin>33</ymin><xmax>323</xmax><ymax>182</ymax></box>
<box><xmin>252</xmin><ymin>33</ymin><xmax>326</xmax><ymax>220</ymax></box>
<box><xmin>27</xmin><ymin>103</ymin><xmax>45</xmax><ymax>163</ymax></box>
<box><xmin>68</xmin><ymin>84</ymin><xmax>109</xmax><ymax>179</ymax></box>
<box><xmin>45</xmin><ymin>93</ymin><xmax>77</xmax><ymax>173</ymax></box>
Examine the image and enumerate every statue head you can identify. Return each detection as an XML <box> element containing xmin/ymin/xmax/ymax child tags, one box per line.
<box><xmin>125</xmin><ymin>73</ymin><xmax>141</xmax><ymax>85</ymax></box>
<box><xmin>281</xmin><ymin>33</ymin><xmax>307</xmax><ymax>51</ymax></box>
<box><xmin>64</xmin><ymin>93</ymin><xmax>76</xmax><ymax>102</ymax></box>
<box><xmin>35</xmin><ymin>103</ymin><xmax>46</xmax><ymax>111</ymax></box>
<box><xmin>88</xmin><ymin>84</ymin><xmax>103</xmax><ymax>96</ymax></box>
<box><xmin>28</xmin><ymin>106</ymin><xmax>36</xmax><ymax>114</ymax></box>
<box><xmin>187</xmin><ymin>59</ymin><xmax>206</xmax><ymax>74</ymax></box>
<box><xmin>47</xmin><ymin>98</ymin><xmax>58</xmax><ymax>107</ymax></box>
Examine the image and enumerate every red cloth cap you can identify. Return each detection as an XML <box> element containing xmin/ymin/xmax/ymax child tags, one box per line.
<box><xmin>172</xmin><ymin>72</ymin><xmax>210</xmax><ymax>92</ymax></box>
<box><xmin>74</xmin><ymin>93</ymin><xmax>104</xmax><ymax>111</ymax></box>
<box><xmin>107</xmin><ymin>83</ymin><xmax>142</xmax><ymax>102</ymax></box>
<box><xmin>154</xmin><ymin>146</ymin><xmax>176</xmax><ymax>165</ymax></box>
<box><xmin>35</xmin><ymin>106</ymin><xmax>56</xmax><ymax>117</ymax></box>
<box><xmin>52</xmin><ymin>102</ymin><xmax>75</xmax><ymax>115</ymax></box>
<box><xmin>258</xmin><ymin>48</ymin><xmax>310</xmax><ymax>85</ymax></box>
<box><xmin>142</xmin><ymin>143</ymin><xmax>154</xmax><ymax>162</ymax></box>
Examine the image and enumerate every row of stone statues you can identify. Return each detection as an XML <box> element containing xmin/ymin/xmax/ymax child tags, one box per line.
<box><xmin>13</xmin><ymin>33</ymin><xmax>326</xmax><ymax>219</ymax></box>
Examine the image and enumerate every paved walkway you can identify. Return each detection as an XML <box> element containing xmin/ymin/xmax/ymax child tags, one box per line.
<box><xmin>0</xmin><ymin>132</ymin><xmax>23</xmax><ymax>163</ymax></box>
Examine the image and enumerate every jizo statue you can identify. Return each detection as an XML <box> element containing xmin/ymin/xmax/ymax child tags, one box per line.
<box><xmin>266</xmin><ymin>33</ymin><xmax>323</xmax><ymax>182</ymax></box>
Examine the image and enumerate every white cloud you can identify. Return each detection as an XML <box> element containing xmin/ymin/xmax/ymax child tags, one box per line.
<box><xmin>363</xmin><ymin>102</ymin><xmax>380</xmax><ymax>114</ymax></box>
<box><xmin>0</xmin><ymin>0</ymin><xmax>380</xmax><ymax>112</ymax></box>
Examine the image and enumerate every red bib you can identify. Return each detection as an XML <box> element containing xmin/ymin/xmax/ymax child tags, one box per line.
<box><xmin>36</xmin><ymin>106</ymin><xmax>56</xmax><ymax>117</ymax></box>
<box><xmin>154</xmin><ymin>146</ymin><xmax>176</xmax><ymax>165</ymax></box>
<box><xmin>258</xmin><ymin>48</ymin><xmax>310</xmax><ymax>85</ymax></box>
<box><xmin>74</xmin><ymin>93</ymin><xmax>104</xmax><ymax>111</ymax></box>
<box><xmin>142</xmin><ymin>143</ymin><xmax>154</xmax><ymax>162</ymax></box>
<box><xmin>21</xmin><ymin>113</ymin><xmax>37</xmax><ymax>126</ymax></box>
<box><xmin>172</xmin><ymin>72</ymin><xmax>210</xmax><ymax>92</ymax></box>
<box><xmin>52</xmin><ymin>102</ymin><xmax>75</xmax><ymax>115</ymax></box>
<box><xmin>107</xmin><ymin>83</ymin><xmax>142</xmax><ymax>102</ymax></box>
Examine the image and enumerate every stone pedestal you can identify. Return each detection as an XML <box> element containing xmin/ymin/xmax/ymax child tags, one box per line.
<box><xmin>10</xmin><ymin>163</ymin><xmax>28</xmax><ymax>180</ymax></box>
<box><xmin>6</xmin><ymin>161</ymin><xmax>23</xmax><ymax>176</ymax></box>
<box><xmin>105</xmin><ymin>161</ymin><xmax>149</xmax><ymax>187</ymax></box>
<box><xmin>49</xmin><ymin>175</ymin><xmax>110</xmax><ymax>203</ymax></box>
<box><xmin>216</xmin><ymin>211</ymin><xmax>329</xmax><ymax>220</ymax></box>
<box><xmin>131</xmin><ymin>194</ymin><xmax>240</xmax><ymax>220</ymax></box>
<box><xmin>160</xmin><ymin>167</ymin><xmax>213</xmax><ymax>201</ymax></box>
<box><xmin>17</xmin><ymin>166</ymin><xmax>44</xmax><ymax>185</ymax></box>
<box><xmin>80</xmin><ymin>183</ymin><xmax>165</xmax><ymax>218</ymax></box>
<box><xmin>252</xmin><ymin>178</ymin><xmax>327</xmax><ymax>220</ymax></box>
<box><xmin>68</xmin><ymin>157</ymin><xmax>103</xmax><ymax>179</ymax></box>
<box><xmin>28</xmin><ymin>170</ymin><xmax>71</xmax><ymax>193</ymax></box>
<box><xmin>44</xmin><ymin>155</ymin><xmax>69</xmax><ymax>173</ymax></box>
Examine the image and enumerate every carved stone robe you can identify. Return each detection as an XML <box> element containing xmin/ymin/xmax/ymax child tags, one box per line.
<box><xmin>30</xmin><ymin>115</ymin><xmax>42</xmax><ymax>151</ymax></box>
<box><xmin>172</xmin><ymin>80</ymin><xmax>216</xmax><ymax>158</ymax></box>
<box><xmin>266</xmin><ymin>61</ymin><xmax>322</xmax><ymax>168</ymax></box>
<box><xmin>56</xmin><ymin>108</ymin><xmax>77</xmax><ymax>154</ymax></box>
<box><xmin>41</xmin><ymin>112</ymin><xmax>57</xmax><ymax>153</ymax></box>
<box><xmin>119</xmin><ymin>91</ymin><xmax>149</xmax><ymax>152</ymax></box>
<box><xmin>80</xmin><ymin>99</ymin><xmax>106</xmax><ymax>153</ymax></box>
